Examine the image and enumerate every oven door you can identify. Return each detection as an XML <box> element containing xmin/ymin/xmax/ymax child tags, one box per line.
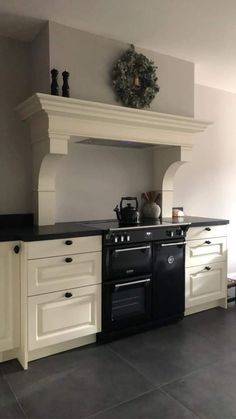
<box><xmin>153</xmin><ymin>240</ymin><xmax>186</xmax><ymax>320</ymax></box>
<box><xmin>104</xmin><ymin>244</ymin><xmax>152</xmax><ymax>280</ymax></box>
<box><xmin>102</xmin><ymin>276</ymin><xmax>152</xmax><ymax>332</ymax></box>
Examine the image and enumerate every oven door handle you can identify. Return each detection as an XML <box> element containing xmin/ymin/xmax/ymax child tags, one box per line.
<box><xmin>115</xmin><ymin>278</ymin><xmax>151</xmax><ymax>288</ymax></box>
<box><xmin>114</xmin><ymin>246</ymin><xmax>151</xmax><ymax>253</ymax></box>
<box><xmin>160</xmin><ymin>241</ymin><xmax>186</xmax><ymax>247</ymax></box>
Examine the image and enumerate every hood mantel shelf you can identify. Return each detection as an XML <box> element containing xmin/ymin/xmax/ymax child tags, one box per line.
<box><xmin>17</xmin><ymin>93</ymin><xmax>212</xmax><ymax>226</ymax></box>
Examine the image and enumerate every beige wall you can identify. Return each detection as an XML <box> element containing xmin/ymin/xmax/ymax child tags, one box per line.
<box><xmin>56</xmin><ymin>143</ymin><xmax>153</xmax><ymax>221</ymax></box>
<box><xmin>31</xmin><ymin>23</ymin><xmax>50</xmax><ymax>94</ymax></box>
<box><xmin>174</xmin><ymin>84</ymin><xmax>236</xmax><ymax>274</ymax></box>
<box><xmin>48</xmin><ymin>21</ymin><xmax>194</xmax><ymax>117</ymax></box>
<box><xmin>0</xmin><ymin>36</ymin><xmax>32</xmax><ymax>214</ymax></box>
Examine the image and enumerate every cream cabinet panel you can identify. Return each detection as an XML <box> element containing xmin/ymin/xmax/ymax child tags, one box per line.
<box><xmin>186</xmin><ymin>237</ymin><xmax>227</xmax><ymax>268</ymax></box>
<box><xmin>27</xmin><ymin>236</ymin><xmax>102</xmax><ymax>259</ymax></box>
<box><xmin>0</xmin><ymin>242</ymin><xmax>20</xmax><ymax>352</ymax></box>
<box><xmin>28</xmin><ymin>284</ymin><xmax>101</xmax><ymax>350</ymax></box>
<box><xmin>187</xmin><ymin>225</ymin><xmax>227</xmax><ymax>241</ymax></box>
<box><xmin>28</xmin><ymin>252</ymin><xmax>101</xmax><ymax>296</ymax></box>
<box><xmin>186</xmin><ymin>262</ymin><xmax>226</xmax><ymax>308</ymax></box>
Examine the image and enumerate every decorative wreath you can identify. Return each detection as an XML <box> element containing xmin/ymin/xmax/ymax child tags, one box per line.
<box><xmin>112</xmin><ymin>44</ymin><xmax>160</xmax><ymax>109</ymax></box>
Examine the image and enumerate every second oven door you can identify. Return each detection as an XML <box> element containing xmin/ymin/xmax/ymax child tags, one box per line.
<box><xmin>153</xmin><ymin>241</ymin><xmax>185</xmax><ymax>320</ymax></box>
<box><xmin>103</xmin><ymin>276</ymin><xmax>152</xmax><ymax>331</ymax></box>
<box><xmin>104</xmin><ymin>243</ymin><xmax>152</xmax><ymax>280</ymax></box>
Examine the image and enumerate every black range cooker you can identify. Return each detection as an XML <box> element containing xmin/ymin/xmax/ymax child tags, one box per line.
<box><xmin>85</xmin><ymin>219</ymin><xmax>190</xmax><ymax>342</ymax></box>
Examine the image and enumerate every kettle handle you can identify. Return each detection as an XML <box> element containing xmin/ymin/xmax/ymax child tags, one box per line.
<box><xmin>120</xmin><ymin>197</ymin><xmax>139</xmax><ymax>210</ymax></box>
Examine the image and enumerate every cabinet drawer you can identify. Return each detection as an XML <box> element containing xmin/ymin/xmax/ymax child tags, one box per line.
<box><xmin>27</xmin><ymin>236</ymin><xmax>102</xmax><ymax>259</ymax></box>
<box><xmin>28</xmin><ymin>252</ymin><xmax>101</xmax><ymax>296</ymax></box>
<box><xmin>185</xmin><ymin>262</ymin><xmax>226</xmax><ymax>309</ymax></box>
<box><xmin>28</xmin><ymin>284</ymin><xmax>101</xmax><ymax>350</ymax></box>
<box><xmin>187</xmin><ymin>225</ymin><xmax>227</xmax><ymax>241</ymax></box>
<box><xmin>186</xmin><ymin>237</ymin><xmax>226</xmax><ymax>268</ymax></box>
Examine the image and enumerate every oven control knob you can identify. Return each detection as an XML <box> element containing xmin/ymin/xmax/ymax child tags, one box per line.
<box><xmin>126</xmin><ymin>235</ymin><xmax>130</xmax><ymax>242</ymax></box>
<box><xmin>166</xmin><ymin>230</ymin><xmax>174</xmax><ymax>237</ymax></box>
<box><xmin>114</xmin><ymin>236</ymin><xmax>119</xmax><ymax>243</ymax></box>
<box><xmin>176</xmin><ymin>229</ymin><xmax>184</xmax><ymax>236</ymax></box>
<box><xmin>120</xmin><ymin>236</ymin><xmax>124</xmax><ymax>242</ymax></box>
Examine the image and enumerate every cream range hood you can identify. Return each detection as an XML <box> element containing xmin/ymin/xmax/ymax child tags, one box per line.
<box><xmin>17</xmin><ymin>93</ymin><xmax>211</xmax><ymax>226</ymax></box>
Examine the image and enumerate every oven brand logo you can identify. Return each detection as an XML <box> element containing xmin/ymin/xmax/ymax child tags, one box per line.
<box><xmin>168</xmin><ymin>256</ymin><xmax>175</xmax><ymax>264</ymax></box>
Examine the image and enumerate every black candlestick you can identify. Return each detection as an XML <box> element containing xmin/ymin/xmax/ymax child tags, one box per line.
<box><xmin>62</xmin><ymin>70</ymin><xmax>70</xmax><ymax>97</ymax></box>
<box><xmin>50</xmin><ymin>68</ymin><xmax>59</xmax><ymax>96</ymax></box>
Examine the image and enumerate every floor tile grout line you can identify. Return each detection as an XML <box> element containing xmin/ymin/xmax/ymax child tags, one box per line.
<box><xmin>107</xmin><ymin>341</ymin><xmax>236</xmax><ymax>393</ymax></box>
<box><xmin>83</xmin><ymin>388</ymin><xmax>156</xmax><ymax>419</ymax></box>
<box><xmin>106</xmin><ymin>345</ymin><xmax>158</xmax><ymax>389</ymax></box>
<box><xmin>1</xmin><ymin>374</ymin><xmax>28</xmax><ymax>419</ymax></box>
<box><xmin>159</xmin><ymin>387</ymin><xmax>204</xmax><ymax>419</ymax></box>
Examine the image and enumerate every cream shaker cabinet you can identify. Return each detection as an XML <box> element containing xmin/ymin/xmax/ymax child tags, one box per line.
<box><xmin>21</xmin><ymin>235</ymin><xmax>102</xmax><ymax>368</ymax></box>
<box><xmin>185</xmin><ymin>225</ymin><xmax>227</xmax><ymax>315</ymax></box>
<box><xmin>0</xmin><ymin>242</ymin><xmax>20</xmax><ymax>354</ymax></box>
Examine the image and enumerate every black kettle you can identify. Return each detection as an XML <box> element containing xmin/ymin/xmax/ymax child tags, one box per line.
<box><xmin>114</xmin><ymin>197</ymin><xmax>140</xmax><ymax>225</ymax></box>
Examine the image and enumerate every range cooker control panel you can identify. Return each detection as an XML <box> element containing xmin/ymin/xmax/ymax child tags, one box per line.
<box><xmin>104</xmin><ymin>227</ymin><xmax>187</xmax><ymax>245</ymax></box>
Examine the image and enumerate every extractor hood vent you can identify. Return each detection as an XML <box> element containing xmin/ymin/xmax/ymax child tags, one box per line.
<box><xmin>76</xmin><ymin>137</ymin><xmax>155</xmax><ymax>149</ymax></box>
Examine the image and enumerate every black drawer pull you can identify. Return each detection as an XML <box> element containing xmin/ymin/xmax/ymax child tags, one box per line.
<box><xmin>205</xmin><ymin>240</ymin><xmax>211</xmax><ymax>245</ymax></box>
<box><xmin>204</xmin><ymin>266</ymin><xmax>211</xmax><ymax>271</ymax></box>
<box><xmin>65</xmin><ymin>292</ymin><xmax>73</xmax><ymax>298</ymax></box>
<box><xmin>65</xmin><ymin>257</ymin><xmax>73</xmax><ymax>263</ymax></box>
<box><xmin>205</xmin><ymin>227</ymin><xmax>211</xmax><ymax>231</ymax></box>
<box><xmin>14</xmin><ymin>245</ymin><xmax>20</xmax><ymax>254</ymax></box>
<box><xmin>65</xmin><ymin>240</ymin><xmax>73</xmax><ymax>245</ymax></box>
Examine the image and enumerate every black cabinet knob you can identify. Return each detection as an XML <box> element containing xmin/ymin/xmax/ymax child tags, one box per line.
<box><xmin>205</xmin><ymin>227</ymin><xmax>211</xmax><ymax>231</ymax></box>
<box><xmin>204</xmin><ymin>266</ymin><xmax>211</xmax><ymax>271</ymax></box>
<box><xmin>64</xmin><ymin>292</ymin><xmax>73</xmax><ymax>298</ymax></box>
<box><xmin>14</xmin><ymin>245</ymin><xmax>20</xmax><ymax>254</ymax></box>
<box><xmin>65</xmin><ymin>257</ymin><xmax>73</xmax><ymax>263</ymax></box>
<box><xmin>65</xmin><ymin>240</ymin><xmax>73</xmax><ymax>245</ymax></box>
<box><xmin>205</xmin><ymin>240</ymin><xmax>211</xmax><ymax>245</ymax></box>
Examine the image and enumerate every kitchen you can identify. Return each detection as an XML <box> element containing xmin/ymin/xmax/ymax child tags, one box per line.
<box><xmin>0</xmin><ymin>6</ymin><xmax>235</xmax><ymax>419</ymax></box>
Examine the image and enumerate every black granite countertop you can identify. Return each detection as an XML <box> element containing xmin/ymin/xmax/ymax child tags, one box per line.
<box><xmin>0</xmin><ymin>214</ymin><xmax>229</xmax><ymax>242</ymax></box>
<box><xmin>0</xmin><ymin>221</ymin><xmax>103</xmax><ymax>242</ymax></box>
<box><xmin>163</xmin><ymin>216</ymin><xmax>229</xmax><ymax>227</ymax></box>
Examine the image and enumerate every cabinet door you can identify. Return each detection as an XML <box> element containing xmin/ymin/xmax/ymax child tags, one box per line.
<box><xmin>186</xmin><ymin>237</ymin><xmax>226</xmax><ymax>268</ymax></box>
<box><xmin>28</xmin><ymin>284</ymin><xmax>101</xmax><ymax>350</ymax></box>
<box><xmin>27</xmin><ymin>236</ymin><xmax>102</xmax><ymax>259</ymax></box>
<box><xmin>185</xmin><ymin>262</ymin><xmax>226</xmax><ymax>308</ymax></box>
<box><xmin>28</xmin><ymin>252</ymin><xmax>101</xmax><ymax>296</ymax></box>
<box><xmin>0</xmin><ymin>242</ymin><xmax>20</xmax><ymax>352</ymax></box>
<box><xmin>187</xmin><ymin>225</ymin><xmax>227</xmax><ymax>241</ymax></box>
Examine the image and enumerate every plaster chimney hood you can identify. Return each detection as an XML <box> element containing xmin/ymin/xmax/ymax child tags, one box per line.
<box><xmin>17</xmin><ymin>93</ymin><xmax>211</xmax><ymax>226</ymax></box>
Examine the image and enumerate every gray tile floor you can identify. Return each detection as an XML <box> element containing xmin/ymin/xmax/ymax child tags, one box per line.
<box><xmin>1</xmin><ymin>306</ymin><xmax>236</xmax><ymax>418</ymax></box>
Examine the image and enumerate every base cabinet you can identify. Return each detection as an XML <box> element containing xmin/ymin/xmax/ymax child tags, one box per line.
<box><xmin>0</xmin><ymin>242</ymin><xmax>20</xmax><ymax>353</ymax></box>
<box><xmin>28</xmin><ymin>284</ymin><xmax>101</xmax><ymax>350</ymax></box>
<box><xmin>185</xmin><ymin>225</ymin><xmax>227</xmax><ymax>315</ymax></box>
<box><xmin>22</xmin><ymin>236</ymin><xmax>102</xmax><ymax>367</ymax></box>
<box><xmin>186</xmin><ymin>262</ymin><xmax>226</xmax><ymax>309</ymax></box>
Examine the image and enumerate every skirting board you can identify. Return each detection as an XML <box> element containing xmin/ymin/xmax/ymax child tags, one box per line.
<box><xmin>28</xmin><ymin>334</ymin><xmax>96</xmax><ymax>363</ymax></box>
<box><xmin>0</xmin><ymin>348</ymin><xmax>19</xmax><ymax>363</ymax></box>
<box><xmin>185</xmin><ymin>298</ymin><xmax>227</xmax><ymax>316</ymax></box>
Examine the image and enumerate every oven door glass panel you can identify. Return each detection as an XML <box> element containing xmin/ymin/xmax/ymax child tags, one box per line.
<box><xmin>110</xmin><ymin>278</ymin><xmax>152</xmax><ymax>328</ymax></box>
<box><xmin>106</xmin><ymin>244</ymin><xmax>152</xmax><ymax>279</ymax></box>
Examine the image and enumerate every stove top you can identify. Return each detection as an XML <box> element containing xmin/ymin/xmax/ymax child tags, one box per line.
<box><xmin>82</xmin><ymin>219</ymin><xmax>190</xmax><ymax>232</ymax></box>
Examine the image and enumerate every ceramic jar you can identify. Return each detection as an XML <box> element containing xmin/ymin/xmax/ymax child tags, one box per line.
<box><xmin>142</xmin><ymin>202</ymin><xmax>161</xmax><ymax>219</ymax></box>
